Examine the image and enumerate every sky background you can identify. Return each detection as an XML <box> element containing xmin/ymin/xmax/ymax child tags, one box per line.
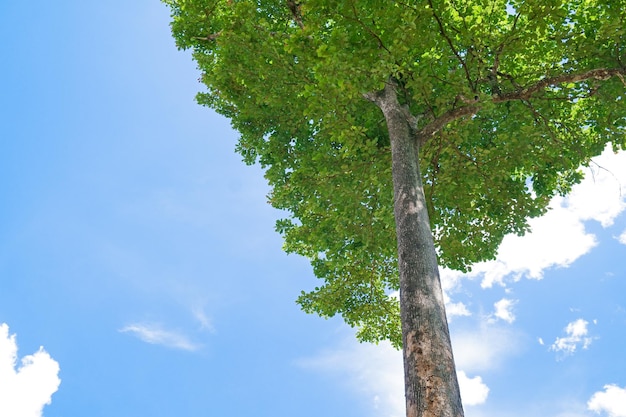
<box><xmin>1</xmin><ymin>2</ymin><xmax>625</xmax><ymax>417</ymax></box>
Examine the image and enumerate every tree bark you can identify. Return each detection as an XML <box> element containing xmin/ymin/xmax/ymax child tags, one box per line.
<box><xmin>369</xmin><ymin>82</ymin><xmax>464</xmax><ymax>417</ymax></box>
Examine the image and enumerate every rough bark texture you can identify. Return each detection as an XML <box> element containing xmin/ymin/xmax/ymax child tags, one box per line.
<box><xmin>370</xmin><ymin>82</ymin><xmax>464</xmax><ymax>417</ymax></box>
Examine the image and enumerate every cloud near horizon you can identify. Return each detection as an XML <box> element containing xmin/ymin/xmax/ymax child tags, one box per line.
<box><xmin>0</xmin><ymin>323</ymin><xmax>61</xmax><ymax>417</ymax></box>
<box><xmin>120</xmin><ymin>323</ymin><xmax>201</xmax><ymax>351</ymax></box>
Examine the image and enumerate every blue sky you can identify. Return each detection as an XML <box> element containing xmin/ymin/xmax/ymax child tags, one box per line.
<box><xmin>0</xmin><ymin>2</ymin><xmax>625</xmax><ymax>417</ymax></box>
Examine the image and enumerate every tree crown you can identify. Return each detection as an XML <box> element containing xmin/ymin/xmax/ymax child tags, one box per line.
<box><xmin>164</xmin><ymin>0</ymin><xmax>625</xmax><ymax>346</ymax></box>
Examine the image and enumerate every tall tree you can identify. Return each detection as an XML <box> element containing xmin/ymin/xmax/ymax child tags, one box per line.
<box><xmin>162</xmin><ymin>0</ymin><xmax>625</xmax><ymax>415</ymax></box>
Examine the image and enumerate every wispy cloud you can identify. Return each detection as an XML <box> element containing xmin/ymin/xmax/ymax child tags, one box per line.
<box><xmin>550</xmin><ymin>319</ymin><xmax>593</xmax><ymax>357</ymax></box>
<box><xmin>452</xmin><ymin>322</ymin><xmax>523</xmax><ymax>373</ymax></box>
<box><xmin>0</xmin><ymin>323</ymin><xmax>61</xmax><ymax>417</ymax></box>
<box><xmin>588</xmin><ymin>384</ymin><xmax>626</xmax><ymax>417</ymax></box>
<box><xmin>617</xmin><ymin>230</ymin><xmax>626</xmax><ymax>245</ymax></box>
<box><xmin>192</xmin><ymin>306</ymin><xmax>215</xmax><ymax>333</ymax></box>
<box><xmin>297</xmin><ymin>336</ymin><xmax>405</xmax><ymax>417</ymax></box>
<box><xmin>120</xmin><ymin>323</ymin><xmax>201</xmax><ymax>351</ymax></box>
<box><xmin>297</xmin><ymin>324</ymin><xmax>499</xmax><ymax>416</ymax></box>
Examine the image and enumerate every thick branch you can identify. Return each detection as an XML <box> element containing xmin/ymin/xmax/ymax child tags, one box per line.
<box><xmin>286</xmin><ymin>0</ymin><xmax>304</xmax><ymax>29</ymax></box>
<box><xmin>418</xmin><ymin>67</ymin><xmax>625</xmax><ymax>140</ymax></box>
<box><xmin>495</xmin><ymin>67</ymin><xmax>626</xmax><ymax>102</ymax></box>
<box><xmin>366</xmin><ymin>66</ymin><xmax>623</xmax><ymax>149</ymax></box>
<box><xmin>417</xmin><ymin>105</ymin><xmax>479</xmax><ymax>144</ymax></box>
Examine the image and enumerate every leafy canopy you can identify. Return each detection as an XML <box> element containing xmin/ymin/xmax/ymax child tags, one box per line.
<box><xmin>164</xmin><ymin>0</ymin><xmax>625</xmax><ymax>346</ymax></box>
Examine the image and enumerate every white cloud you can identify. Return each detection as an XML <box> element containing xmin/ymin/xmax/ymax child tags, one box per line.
<box><xmin>476</xmin><ymin>204</ymin><xmax>598</xmax><ymax>287</ymax></box>
<box><xmin>469</xmin><ymin>145</ymin><xmax>626</xmax><ymax>288</ymax></box>
<box><xmin>440</xmin><ymin>268</ymin><xmax>472</xmax><ymax>320</ymax></box>
<box><xmin>120</xmin><ymin>323</ymin><xmax>201</xmax><ymax>351</ymax></box>
<box><xmin>588</xmin><ymin>384</ymin><xmax>626</xmax><ymax>417</ymax></box>
<box><xmin>298</xmin><ymin>337</ymin><xmax>405</xmax><ymax>417</ymax></box>
<box><xmin>294</xmin><ymin>149</ymin><xmax>626</xmax><ymax>417</ymax></box>
<box><xmin>617</xmin><ymin>230</ymin><xmax>626</xmax><ymax>245</ymax></box>
<box><xmin>491</xmin><ymin>298</ymin><xmax>517</xmax><ymax>324</ymax></box>
<box><xmin>298</xmin><ymin>328</ymin><xmax>493</xmax><ymax>417</ymax></box>
<box><xmin>550</xmin><ymin>319</ymin><xmax>593</xmax><ymax>356</ymax></box>
<box><xmin>452</xmin><ymin>323</ymin><xmax>523</xmax><ymax>373</ymax></box>
<box><xmin>566</xmin><ymin>146</ymin><xmax>626</xmax><ymax>227</ymax></box>
<box><xmin>0</xmin><ymin>323</ymin><xmax>61</xmax><ymax>417</ymax></box>
<box><xmin>447</xmin><ymin>302</ymin><xmax>472</xmax><ymax>319</ymax></box>
<box><xmin>457</xmin><ymin>371</ymin><xmax>489</xmax><ymax>406</ymax></box>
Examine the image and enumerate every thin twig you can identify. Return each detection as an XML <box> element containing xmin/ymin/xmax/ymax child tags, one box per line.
<box><xmin>427</xmin><ymin>0</ymin><xmax>475</xmax><ymax>91</ymax></box>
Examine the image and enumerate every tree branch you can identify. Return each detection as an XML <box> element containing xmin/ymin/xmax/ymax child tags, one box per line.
<box><xmin>495</xmin><ymin>67</ymin><xmax>626</xmax><ymax>102</ymax></box>
<box><xmin>193</xmin><ymin>31</ymin><xmax>222</xmax><ymax>42</ymax></box>
<box><xmin>366</xmin><ymin>81</ymin><xmax>478</xmax><ymax>146</ymax></box>
<box><xmin>286</xmin><ymin>0</ymin><xmax>304</xmax><ymax>29</ymax></box>
<box><xmin>367</xmin><ymin>67</ymin><xmax>624</xmax><ymax>148</ymax></box>
<box><xmin>344</xmin><ymin>1</ymin><xmax>391</xmax><ymax>54</ymax></box>
<box><xmin>417</xmin><ymin>105</ymin><xmax>479</xmax><ymax>144</ymax></box>
<box><xmin>427</xmin><ymin>0</ymin><xmax>474</xmax><ymax>91</ymax></box>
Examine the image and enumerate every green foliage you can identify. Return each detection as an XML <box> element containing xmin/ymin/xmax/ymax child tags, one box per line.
<box><xmin>164</xmin><ymin>0</ymin><xmax>626</xmax><ymax>347</ymax></box>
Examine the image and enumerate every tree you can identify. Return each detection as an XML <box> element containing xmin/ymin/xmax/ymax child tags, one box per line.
<box><xmin>162</xmin><ymin>0</ymin><xmax>625</xmax><ymax>415</ymax></box>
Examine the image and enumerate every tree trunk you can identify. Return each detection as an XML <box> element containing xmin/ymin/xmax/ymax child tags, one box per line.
<box><xmin>371</xmin><ymin>82</ymin><xmax>464</xmax><ymax>417</ymax></box>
